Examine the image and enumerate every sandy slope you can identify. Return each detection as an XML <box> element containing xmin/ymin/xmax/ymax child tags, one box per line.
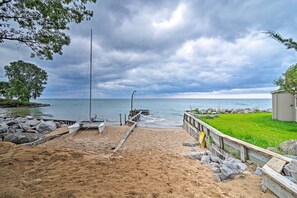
<box><xmin>0</xmin><ymin>126</ymin><xmax>275</xmax><ymax>197</ymax></box>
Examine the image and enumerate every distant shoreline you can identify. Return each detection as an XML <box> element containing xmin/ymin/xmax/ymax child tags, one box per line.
<box><xmin>0</xmin><ymin>100</ymin><xmax>50</xmax><ymax>108</ymax></box>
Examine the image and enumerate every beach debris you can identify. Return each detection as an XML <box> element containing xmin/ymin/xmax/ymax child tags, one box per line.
<box><xmin>0</xmin><ymin>116</ymin><xmax>64</xmax><ymax>144</ymax></box>
<box><xmin>182</xmin><ymin>142</ymin><xmax>200</xmax><ymax>147</ymax></box>
<box><xmin>279</xmin><ymin>140</ymin><xmax>297</xmax><ymax>156</ymax></box>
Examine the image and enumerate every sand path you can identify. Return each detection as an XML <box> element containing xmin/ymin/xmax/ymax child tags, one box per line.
<box><xmin>0</xmin><ymin>126</ymin><xmax>275</xmax><ymax>197</ymax></box>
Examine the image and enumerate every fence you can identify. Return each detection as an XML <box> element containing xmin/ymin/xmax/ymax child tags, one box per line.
<box><xmin>183</xmin><ymin>112</ymin><xmax>297</xmax><ymax>198</ymax></box>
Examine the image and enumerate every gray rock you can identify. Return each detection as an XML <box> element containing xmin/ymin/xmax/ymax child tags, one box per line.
<box><xmin>210</xmin><ymin>155</ymin><xmax>221</xmax><ymax>163</ymax></box>
<box><xmin>236</xmin><ymin>163</ymin><xmax>248</xmax><ymax>171</ymax></box>
<box><xmin>220</xmin><ymin>165</ymin><xmax>239</xmax><ymax>180</ymax></box>
<box><xmin>36</xmin><ymin>121</ymin><xmax>56</xmax><ymax>133</ymax></box>
<box><xmin>26</xmin><ymin>119</ymin><xmax>40</xmax><ymax>127</ymax></box>
<box><xmin>208</xmin><ymin>162</ymin><xmax>221</xmax><ymax>173</ymax></box>
<box><xmin>185</xmin><ymin>151</ymin><xmax>205</xmax><ymax>160</ymax></box>
<box><xmin>182</xmin><ymin>142</ymin><xmax>200</xmax><ymax>147</ymax></box>
<box><xmin>283</xmin><ymin>160</ymin><xmax>297</xmax><ymax>180</ymax></box>
<box><xmin>3</xmin><ymin>132</ymin><xmax>41</xmax><ymax>144</ymax></box>
<box><xmin>214</xmin><ymin>173</ymin><xmax>222</xmax><ymax>182</ymax></box>
<box><xmin>0</xmin><ymin>124</ymin><xmax>8</xmax><ymax>134</ymax></box>
<box><xmin>6</xmin><ymin>128</ymin><xmax>16</xmax><ymax>133</ymax></box>
<box><xmin>255</xmin><ymin>167</ymin><xmax>262</xmax><ymax>176</ymax></box>
<box><xmin>221</xmin><ymin>161</ymin><xmax>238</xmax><ymax>170</ymax></box>
<box><xmin>26</xmin><ymin>116</ymin><xmax>33</xmax><ymax>120</ymax></box>
<box><xmin>201</xmin><ymin>155</ymin><xmax>211</xmax><ymax>164</ymax></box>
<box><xmin>6</xmin><ymin>119</ymin><xmax>19</xmax><ymax>126</ymax></box>
<box><xmin>19</xmin><ymin>122</ymin><xmax>32</xmax><ymax>131</ymax></box>
<box><xmin>279</xmin><ymin>140</ymin><xmax>297</xmax><ymax>156</ymax></box>
<box><xmin>15</xmin><ymin>117</ymin><xmax>28</xmax><ymax>123</ymax></box>
<box><xmin>55</xmin><ymin>122</ymin><xmax>61</xmax><ymax>128</ymax></box>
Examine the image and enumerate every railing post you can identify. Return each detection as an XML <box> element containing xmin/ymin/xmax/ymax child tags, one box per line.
<box><xmin>240</xmin><ymin>145</ymin><xmax>248</xmax><ymax>162</ymax></box>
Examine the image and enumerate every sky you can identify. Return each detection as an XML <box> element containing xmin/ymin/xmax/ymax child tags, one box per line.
<box><xmin>1</xmin><ymin>0</ymin><xmax>297</xmax><ymax>99</ymax></box>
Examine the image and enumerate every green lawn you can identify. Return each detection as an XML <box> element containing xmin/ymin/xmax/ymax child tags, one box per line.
<box><xmin>200</xmin><ymin>113</ymin><xmax>297</xmax><ymax>149</ymax></box>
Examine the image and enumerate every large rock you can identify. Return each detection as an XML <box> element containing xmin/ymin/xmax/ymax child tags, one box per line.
<box><xmin>0</xmin><ymin>124</ymin><xmax>9</xmax><ymax>134</ymax></box>
<box><xmin>19</xmin><ymin>122</ymin><xmax>32</xmax><ymax>132</ymax></box>
<box><xmin>283</xmin><ymin>160</ymin><xmax>297</xmax><ymax>181</ymax></box>
<box><xmin>279</xmin><ymin>140</ymin><xmax>297</xmax><ymax>156</ymax></box>
<box><xmin>36</xmin><ymin>121</ymin><xmax>56</xmax><ymax>133</ymax></box>
<box><xmin>185</xmin><ymin>151</ymin><xmax>205</xmax><ymax>160</ymax></box>
<box><xmin>26</xmin><ymin>119</ymin><xmax>40</xmax><ymax>127</ymax></box>
<box><xmin>219</xmin><ymin>165</ymin><xmax>240</xmax><ymax>180</ymax></box>
<box><xmin>201</xmin><ymin>155</ymin><xmax>211</xmax><ymax>164</ymax></box>
<box><xmin>3</xmin><ymin>133</ymin><xmax>41</xmax><ymax>144</ymax></box>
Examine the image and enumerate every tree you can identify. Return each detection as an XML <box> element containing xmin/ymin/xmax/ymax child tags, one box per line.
<box><xmin>267</xmin><ymin>32</ymin><xmax>297</xmax><ymax>97</ymax></box>
<box><xmin>0</xmin><ymin>0</ymin><xmax>96</xmax><ymax>60</ymax></box>
<box><xmin>274</xmin><ymin>64</ymin><xmax>297</xmax><ymax>97</ymax></box>
<box><xmin>0</xmin><ymin>81</ymin><xmax>10</xmax><ymax>98</ymax></box>
<box><xmin>4</xmin><ymin>60</ymin><xmax>48</xmax><ymax>101</ymax></box>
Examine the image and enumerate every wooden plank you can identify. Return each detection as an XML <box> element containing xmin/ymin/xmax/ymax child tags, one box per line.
<box><xmin>262</xmin><ymin>165</ymin><xmax>297</xmax><ymax>198</ymax></box>
<box><xmin>113</xmin><ymin>122</ymin><xmax>136</xmax><ymax>152</ymax></box>
<box><xmin>266</xmin><ymin>157</ymin><xmax>287</xmax><ymax>173</ymax></box>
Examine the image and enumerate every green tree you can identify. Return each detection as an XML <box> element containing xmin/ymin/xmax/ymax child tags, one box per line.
<box><xmin>267</xmin><ymin>32</ymin><xmax>297</xmax><ymax>97</ymax></box>
<box><xmin>0</xmin><ymin>81</ymin><xmax>10</xmax><ymax>98</ymax></box>
<box><xmin>4</xmin><ymin>60</ymin><xmax>48</xmax><ymax>101</ymax></box>
<box><xmin>0</xmin><ymin>0</ymin><xmax>96</xmax><ymax>60</ymax></box>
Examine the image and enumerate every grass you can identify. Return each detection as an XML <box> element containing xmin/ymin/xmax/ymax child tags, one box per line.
<box><xmin>200</xmin><ymin>112</ymin><xmax>297</xmax><ymax>149</ymax></box>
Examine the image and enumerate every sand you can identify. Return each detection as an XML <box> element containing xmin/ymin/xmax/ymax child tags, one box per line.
<box><xmin>0</xmin><ymin>126</ymin><xmax>275</xmax><ymax>198</ymax></box>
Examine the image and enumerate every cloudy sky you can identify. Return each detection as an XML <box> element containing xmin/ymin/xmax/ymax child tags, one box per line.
<box><xmin>1</xmin><ymin>0</ymin><xmax>297</xmax><ymax>99</ymax></box>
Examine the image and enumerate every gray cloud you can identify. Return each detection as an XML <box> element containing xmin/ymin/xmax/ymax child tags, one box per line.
<box><xmin>1</xmin><ymin>0</ymin><xmax>297</xmax><ymax>98</ymax></box>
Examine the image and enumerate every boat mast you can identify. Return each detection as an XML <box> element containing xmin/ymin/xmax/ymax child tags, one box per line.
<box><xmin>89</xmin><ymin>29</ymin><xmax>92</xmax><ymax>122</ymax></box>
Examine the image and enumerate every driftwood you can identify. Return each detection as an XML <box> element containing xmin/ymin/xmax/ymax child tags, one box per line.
<box><xmin>23</xmin><ymin>131</ymin><xmax>69</xmax><ymax>146</ymax></box>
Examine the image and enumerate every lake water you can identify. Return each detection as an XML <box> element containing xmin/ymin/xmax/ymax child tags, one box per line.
<box><xmin>0</xmin><ymin>99</ymin><xmax>272</xmax><ymax>128</ymax></box>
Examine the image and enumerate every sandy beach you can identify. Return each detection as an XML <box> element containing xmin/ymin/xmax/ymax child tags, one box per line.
<box><xmin>0</xmin><ymin>126</ymin><xmax>275</xmax><ymax>197</ymax></box>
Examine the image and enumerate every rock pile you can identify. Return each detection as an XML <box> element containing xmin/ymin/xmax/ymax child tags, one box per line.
<box><xmin>0</xmin><ymin>116</ymin><xmax>64</xmax><ymax>144</ymax></box>
<box><xmin>186</xmin><ymin>150</ymin><xmax>248</xmax><ymax>182</ymax></box>
<box><xmin>191</xmin><ymin>108</ymin><xmax>272</xmax><ymax>115</ymax></box>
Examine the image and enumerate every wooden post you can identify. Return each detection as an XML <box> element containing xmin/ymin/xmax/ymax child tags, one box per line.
<box><xmin>240</xmin><ymin>145</ymin><xmax>248</xmax><ymax>162</ymax></box>
<box><xmin>218</xmin><ymin>136</ymin><xmax>223</xmax><ymax>149</ymax></box>
<box><xmin>119</xmin><ymin>113</ymin><xmax>122</xmax><ymax>126</ymax></box>
<box><xmin>124</xmin><ymin>114</ymin><xmax>127</xmax><ymax>125</ymax></box>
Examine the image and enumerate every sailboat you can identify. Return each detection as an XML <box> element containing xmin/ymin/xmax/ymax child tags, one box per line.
<box><xmin>68</xmin><ymin>29</ymin><xmax>106</xmax><ymax>133</ymax></box>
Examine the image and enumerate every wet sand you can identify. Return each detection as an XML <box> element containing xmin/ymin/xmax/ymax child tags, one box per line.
<box><xmin>0</xmin><ymin>126</ymin><xmax>275</xmax><ymax>197</ymax></box>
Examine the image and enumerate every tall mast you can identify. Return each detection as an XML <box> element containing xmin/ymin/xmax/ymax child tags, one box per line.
<box><xmin>89</xmin><ymin>29</ymin><xmax>92</xmax><ymax>122</ymax></box>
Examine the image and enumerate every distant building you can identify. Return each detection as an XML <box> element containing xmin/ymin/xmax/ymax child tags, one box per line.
<box><xmin>271</xmin><ymin>90</ymin><xmax>297</xmax><ymax>122</ymax></box>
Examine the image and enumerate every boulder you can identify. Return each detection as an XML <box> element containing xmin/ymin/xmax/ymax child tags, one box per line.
<box><xmin>15</xmin><ymin>117</ymin><xmax>28</xmax><ymax>123</ymax></box>
<box><xmin>36</xmin><ymin>121</ymin><xmax>56</xmax><ymax>133</ymax></box>
<box><xmin>26</xmin><ymin>116</ymin><xmax>33</xmax><ymax>120</ymax></box>
<box><xmin>19</xmin><ymin>122</ymin><xmax>32</xmax><ymax>132</ymax></box>
<box><xmin>3</xmin><ymin>133</ymin><xmax>41</xmax><ymax>144</ymax></box>
<box><xmin>219</xmin><ymin>165</ymin><xmax>239</xmax><ymax>180</ymax></box>
<box><xmin>283</xmin><ymin>160</ymin><xmax>297</xmax><ymax>180</ymax></box>
<box><xmin>185</xmin><ymin>151</ymin><xmax>205</xmax><ymax>160</ymax></box>
<box><xmin>201</xmin><ymin>155</ymin><xmax>211</xmax><ymax>164</ymax></box>
<box><xmin>0</xmin><ymin>124</ymin><xmax>8</xmax><ymax>134</ymax></box>
<box><xmin>236</xmin><ymin>162</ymin><xmax>248</xmax><ymax>172</ymax></box>
<box><xmin>209</xmin><ymin>154</ymin><xmax>221</xmax><ymax>163</ymax></box>
<box><xmin>182</xmin><ymin>142</ymin><xmax>200</xmax><ymax>147</ymax></box>
<box><xmin>255</xmin><ymin>167</ymin><xmax>262</xmax><ymax>176</ymax></box>
<box><xmin>6</xmin><ymin>119</ymin><xmax>19</xmax><ymax>126</ymax></box>
<box><xmin>55</xmin><ymin>122</ymin><xmax>61</xmax><ymax>128</ymax></box>
<box><xmin>26</xmin><ymin>119</ymin><xmax>40</xmax><ymax>127</ymax></box>
<box><xmin>279</xmin><ymin>140</ymin><xmax>297</xmax><ymax>156</ymax></box>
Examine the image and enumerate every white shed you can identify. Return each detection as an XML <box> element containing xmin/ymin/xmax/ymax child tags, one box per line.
<box><xmin>271</xmin><ymin>90</ymin><xmax>297</xmax><ymax>122</ymax></box>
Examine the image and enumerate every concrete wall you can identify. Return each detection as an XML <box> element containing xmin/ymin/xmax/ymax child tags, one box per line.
<box><xmin>272</xmin><ymin>92</ymin><xmax>296</xmax><ymax>122</ymax></box>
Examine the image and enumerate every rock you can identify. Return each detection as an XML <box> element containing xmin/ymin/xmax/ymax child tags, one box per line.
<box><xmin>6</xmin><ymin>128</ymin><xmax>16</xmax><ymax>133</ymax></box>
<box><xmin>15</xmin><ymin>117</ymin><xmax>27</xmax><ymax>123</ymax></box>
<box><xmin>210</xmin><ymin>155</ymin><xmax>221</xmax><ymax>163</ymax></box>
<box><xmin>36</xmin><ymin>121</ymin><xmax>56</xmax><ymax>133</ymax></box>
<box><xmin>283</xmin><ymin>160</ymin><xmax>297</xmax><ymax>180</ymax></box>
<box><xmin>286</xmin><ymin>155</ymin><xmax>297</xmax><ymax>160</ymax></box>
<box><xmin>3</xmin><ymin>132</ymin><xmax>41</xmax><ymax>144</ymax></box>
<box><xmin>236</xmin><ymin>163</ymin><xmax>248</xmax><ymax>172</ymax></box>
<box><xmin>19</xmin><ymin>122</ymin><xmax>32</xmax><ymax>131</ymax></box>
<box><xmin>267</xmin><ymin>147</ymin><xmax>281</xmax><ymax>154</ymax></box>
<box><xmin>55</xmin><ymin>122</ymin><xmax>61</xmax><ymax>128</ymax></box>
<box><xmin>221</xmin><ymin>161</ymin><xmax>238</xmax><ymax>170</ymax></box>
<box><xmin>201</xmin><ymin>155</ymin><xmax>211</xmax><ymax>164</ymax></box>
<box><xmin>208</xmin><ymin>162</ymin><xmax>221</xmax><ymax>173</ymax></box>
<box><xmin>6</xmin><ymin>120</ymin><xmax>19</xmax><ymax>126</ymax></box>
<box><xmin>214</xmin><ymin>173</ymin><xmax>222</xmax><ymax>182</ymax></box>
<box><xmin>255</xmin><ymin>167</ymin><xmax>262</xmax><ymax>176</ymax></box>
<box><xmin>0</xmin><ymin>124</ymin><xmax>9</xmax><ymax>134</ymax></box>
<box><xmin>182</xmin><ymin>142</ymin><xmax>200</xmax><ymax>147</ymax></box>
<box><xmin>219</xmin><ymin>165</ymin><xmax>239</xmax><ymax>180</ymax></box>
<box><xmin>185</xmin><ymin>151</ymin><xmax>205</xmax><ymax>160</ymax></box>
<box><xmin>26</xmin><ymin>116</ymin><xmax>33</xmax><ymax>120</ymax></box>
<box><xmin>26</xmin><ymin>119</ymin><xmax>40</xmax><ymax>127</ymax></box>
<box><xmin>279</xmin><ymin>140</ymin><xmax>297</xmax><ymax>156</ymax></box>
